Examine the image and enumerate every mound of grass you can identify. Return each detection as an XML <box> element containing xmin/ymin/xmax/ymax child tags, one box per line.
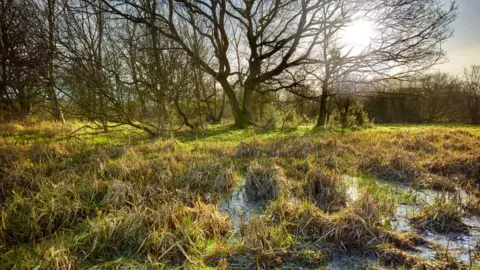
<box><xmin>103</xmin><ymin>180</ymin><xmax>142</xmax><ymax>209</ymax></box>
<box><xmin>183</xmin><ymin>201</ymin><xmax>231</xmax><ymax>238</ymax></box>
<box><xmin>103</xmin><ymin>149</ymin><xmax>172</xmax><ymax>184</ymax></box>
<box><xmin>303</xmin><ymin>169</ymin><xmax>347</xmax><ymax>213</ymax></box>
<box><xmin>236</xmin><ymin>136</ymin><xmax>263</xmax><ymax>157</ymax></box>
<box><xmin>361</xmin><ymin>151</ymin><xmax>420</xmax><ymax>182</ymax></box>
<box><xmin>177</xmin><ymin>161</ymin><xmax>236</xmax><ymax>194</ymax></box>
<box><xmin>245</xmin><ymin>160</ymin><xmax>289</xmax><ymax>201</ymax></box>
<box><xmin>1</xmin><ymin>184</ymin><xmax>86</xmax><ymax>245</ymax></box>
<box><xmin>429</xmin><ymin>155</ymin><xmax>480</xmax><ymax>183</ymax></box>
<box><xmin>410</xmin><ymin>195</ymin><xmax>469</xmax><ymax>234</ymax></box>
<box><xmin>77</xmin><ymin>208</ymin><xmax>153</xmax><ymax>260</ymax></box>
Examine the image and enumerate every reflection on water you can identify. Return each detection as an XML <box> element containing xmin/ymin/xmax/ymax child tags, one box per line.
<box><xmin>218</xmin><ymin>174</ymin><xmax>480</xmax><ymax>267</ymax></box>
<box><xmin>218</xmin><ymin>185</ymin><xmax>265</xmax><ymax>231</ymax></box>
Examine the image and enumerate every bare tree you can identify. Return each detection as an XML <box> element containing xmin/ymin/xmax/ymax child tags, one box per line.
<box><xmin>47</xmin><ymin>0</ymin><xmax>66</xmax><ymax>122</ymax></box>
<box><xmin>0</xmin><ymin>0</ymin><xmax>48</xmax><ymax>117</ymax></box>
<box><xmin>91</xmin><ymin>0</ymin><xmax>336</xmax><ymax>127</ymax></box>
<box><xmin>313</xmin><ymin>0</ymin><xmax>456</xmax><ymax>126</ymax></box>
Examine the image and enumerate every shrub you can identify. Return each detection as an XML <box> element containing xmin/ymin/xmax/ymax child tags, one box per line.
<box><xmin>327</xmin><ymin>102</ymin><xmax>372</xmax><ymax>129</ymax></box>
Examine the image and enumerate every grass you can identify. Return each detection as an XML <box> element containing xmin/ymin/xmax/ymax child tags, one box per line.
<box><xmin>0</xmin><ymin>121</ymin><xmax>479</xmax><ymax>268</ymax></box>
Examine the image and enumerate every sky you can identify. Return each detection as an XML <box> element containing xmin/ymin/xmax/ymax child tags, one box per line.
<box><xmin>435</xmin><ymin>0</ymin><xmax>480</xmax><ymax>75</ymax></box>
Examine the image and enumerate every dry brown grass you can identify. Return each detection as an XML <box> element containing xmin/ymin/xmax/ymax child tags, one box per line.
<box><xmin>38</xmin><ymin>246</ymin><xmax>76</xmax><ymax>270</ymax></box>
<box><xmin>245</xmin><ymin>160</ymin><xmax>289</xmax><ymax>200</ymax></box>
<box><xmin>411</xmin><ymin>195</ymin><xmax>469</xmax><ymax>234</ymax></box>
<box><xmin>183</xmin><ymin>201</ymin><xmax>231</xmax><ymax>238</ymax></box>
<box><xmin>303</xmin><ymin>169</ymin><xmax>347</xmax><ymax>213</ymax></box>
<box><xmin>361</xmin><ymin>150</ymin><xmax>421</xmax><ymax>182</ymax></box>
<box><xmin>1</xmin><ymin>183</ymin><xmax>87</xmax><ymax>245</ymax></box>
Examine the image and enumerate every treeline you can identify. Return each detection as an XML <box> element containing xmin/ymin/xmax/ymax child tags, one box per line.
<box><xmin>366</xmin><ymin>69</ymin><xmax>480</xmax><ymax>124</ymax></box>
<box><xmin>1</xmin><ymin>0</ymin><xmax>475</xmax><ymax>135</ymax></box>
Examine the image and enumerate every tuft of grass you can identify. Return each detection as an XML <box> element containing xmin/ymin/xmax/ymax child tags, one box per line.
<box><xmin>244</xmin><ymin>160</ymin><xmax>289</xmax><ymax>201</ymax></box>
<box><xmin>1</xmin><ymin>183</ymin><xmax>86</xmax><ymax>246</ymax></box>
<box><xmin>415</xmin><ymin>174</ymin><xmax>458</xmax><ymax>192</ymax></box>
<box><xmin>177</xmin><ymin>161</ymin><xmax>237</xmax><ymax>195</ymax></box>
<box><xmin>103</xmin><ymin>180</ymin><xmax>142</xmax><ymax>209</ymax></box>
<box><xmin>410</xmin><ymin>194</ymin><xmax>469</xmax><ymax>234</ymax></box>
<box><xmin>76</xmin><ymin>208</ymin><xmax>153</xmax><ymax>260</ymax></box>
<box><xmin>361</xmin><ymin>151</ymin><xmax>421</xmax><ymax>182</ymax></box>
<box><xmin>183</xmin><ymin>201</ymin><xmax>231</xmax><ymax>238</ymax></box>
<box><xmin>303</xmin><ymin>169</ymin><xmax>347</xmax><ymax>213</ymax></box>
<box><xmin>38</xmin><ymin>246</ymin><xmax>76</xmax><ymax>270</ymax></box>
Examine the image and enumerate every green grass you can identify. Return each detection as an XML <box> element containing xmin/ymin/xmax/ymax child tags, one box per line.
<box><xmin>0</xmin><ymin>121</ymin><xmax>479</xmax><ymax>268</ymax></box>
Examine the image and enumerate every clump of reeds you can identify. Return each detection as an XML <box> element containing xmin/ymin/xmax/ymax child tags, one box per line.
<box><xmin>429</xmin><ymin>155</ymin><xmax>480</xmax><ymax>183</ymax></box>
<box><xmin>77</xmin><ymin>208</ymin><xmax>153</xmax><ymax>259</ymax></box>
<box><xmin>183</xmin><ymin>201</ymin><xmax>231</xmax><ymax>238</ymax></box>
<box><xmin>410</xmin><ymin>194</ymin><xmax>469</xmax><ymax>234</ymax></box>
<box><xmin>416</xmin><ymin>174</ymin><xmax>457</xmax><ymax>192</ymax></box>
<box><xmin>103</xmin><ymin>180</ymin><xmax>142</xmax><ymax>209</ymax></box>
<box><xmin>269</xmin><ymin>198</ymin><xmax>418</xmax><ymax>252</ymax></box>
<box><xmin>353</xmin><ymin>189</ymin><xmax>380</xmax><ymax>223</ymax></box>
<box><xmin>242</xmin><ymin>216</ymin><xmax>272</xmax><ymax>250</ymax></box>
<box><xmin>104</xmin><ymin>151</ymin><xmax>172</xmax><ymax>185</ymax></box>
<box><xmin>178</xmin><ymin>162</ymin><xmax>236</xmax><ymax>193</ymax></box>
<box><xmin>211</xmin><ymin>164</ymin><xmax>237</xmax><ymax>192</ymax></box>
<box><xmin>1</xmin><ymin>183</ymin><xmax>86</xmax><ymax>245</ymax></box>
<box><xmin>245</xmin><ymin>160</ymin><xmax>289</xmax><ymax>201</ymax></box>
<box><xmin>378</xmin><ymin>247</ymin><xmax>418</xmax><ymax>268</ymax></box>
<box><xmin>303</xmin><ymin>169</ymin><xmax>347</xmax><ymax>213</ymax></box>
<box><xmin>38</xmin><ymin>246</ymin><xmax>76</xmax><ymax>270</ymax></box>
<box><xmin>361</xmin><ymin>150</ymin><xmax>420</xmax><ymax>182</ymax></box>
<box><xmin>0</xmin><ymin>168</ymin><xmax>41</xmax><ymax>203</ymax></box>
<box><xmin>236</xmin><ymin>137</ymin><xmax>263</xmax><ymax>157</ymax></box>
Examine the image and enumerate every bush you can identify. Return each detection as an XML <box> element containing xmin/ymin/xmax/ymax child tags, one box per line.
<box><xmin>327</xmin><ymin>101</ymin><xmax>372</xmax><ymax>129</ymax></box>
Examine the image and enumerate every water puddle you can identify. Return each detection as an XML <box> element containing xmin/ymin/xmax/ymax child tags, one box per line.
<box><xmin>391</xmin><ymin>187</ymin><xmax>480</xmax><ymax>265</ymax></box>
<box><xmin>218</xmin><ymin>175</ymin><xmax>480</xmax><ymax>267</ymax></box>
<box><xmin>325</xmin><ymin>252</ymin><xmax>380</xmax><ymax>269</ymax></box>
<box><xmin>341</xmin><ymin>175</ymin><xmax>360</xmax><ymax>204</ymax></box>
<box><xmin>344</xmin><ymin>176</ymin><xmax>480</xmax><ymax>266</ymax></box>
<box><xmin>218</xmin><ymin>185</ymin><xmax>265</xmax><ymax>231</ymax></box>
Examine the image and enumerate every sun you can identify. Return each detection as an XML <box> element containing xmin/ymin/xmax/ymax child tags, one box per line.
<box><xmin>343</xmin><ymin>19</ymin><xmax>375</xmax><ymax>51</ymax></box>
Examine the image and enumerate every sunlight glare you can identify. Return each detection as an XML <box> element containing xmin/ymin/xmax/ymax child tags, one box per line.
<box><xmin>343</xmin><ymin>20</ymin><xmax>375</xmax><ymax>50</ymax></box>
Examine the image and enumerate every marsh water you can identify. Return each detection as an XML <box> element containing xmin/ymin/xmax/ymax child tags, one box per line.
<box><xmin>218</xmin><ymin>175</ymin><xmax>480</xmax><ymax>268</ymax></box>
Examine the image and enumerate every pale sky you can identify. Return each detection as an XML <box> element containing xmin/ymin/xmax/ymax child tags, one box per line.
<box><xmin>435</xmin><ymin>0</ymin><xmax>480</xmax><ymax>75</ymax></box>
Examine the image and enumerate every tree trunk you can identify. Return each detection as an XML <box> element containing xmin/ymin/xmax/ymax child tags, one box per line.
<box><xmin>149</xmin><ymin>0</ymin><xmax>168</xmax><ymax>130</ymax></box>
<box><xmin>215</xmin><ymin>92</ymin><xmax>226</xmax><ymax>123</ymax></box>
<box><xmin>47</xmin><ymin>0</ymin><xmax>65</xmax><ymax>123</ymax></box>
<box><xmin>317</xmin><ymin>84</ymin><xmax>328</xmax><ymax>126</ymax></box>
<box><xmin>96</xmin><ymin>0</ymin><xmax>107</xmax><ymax>132</ymax></box>
<box><xmin>218</xmin><ymin>78</ymin><xmax>251</xmax><ymax>128</ymax></box>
